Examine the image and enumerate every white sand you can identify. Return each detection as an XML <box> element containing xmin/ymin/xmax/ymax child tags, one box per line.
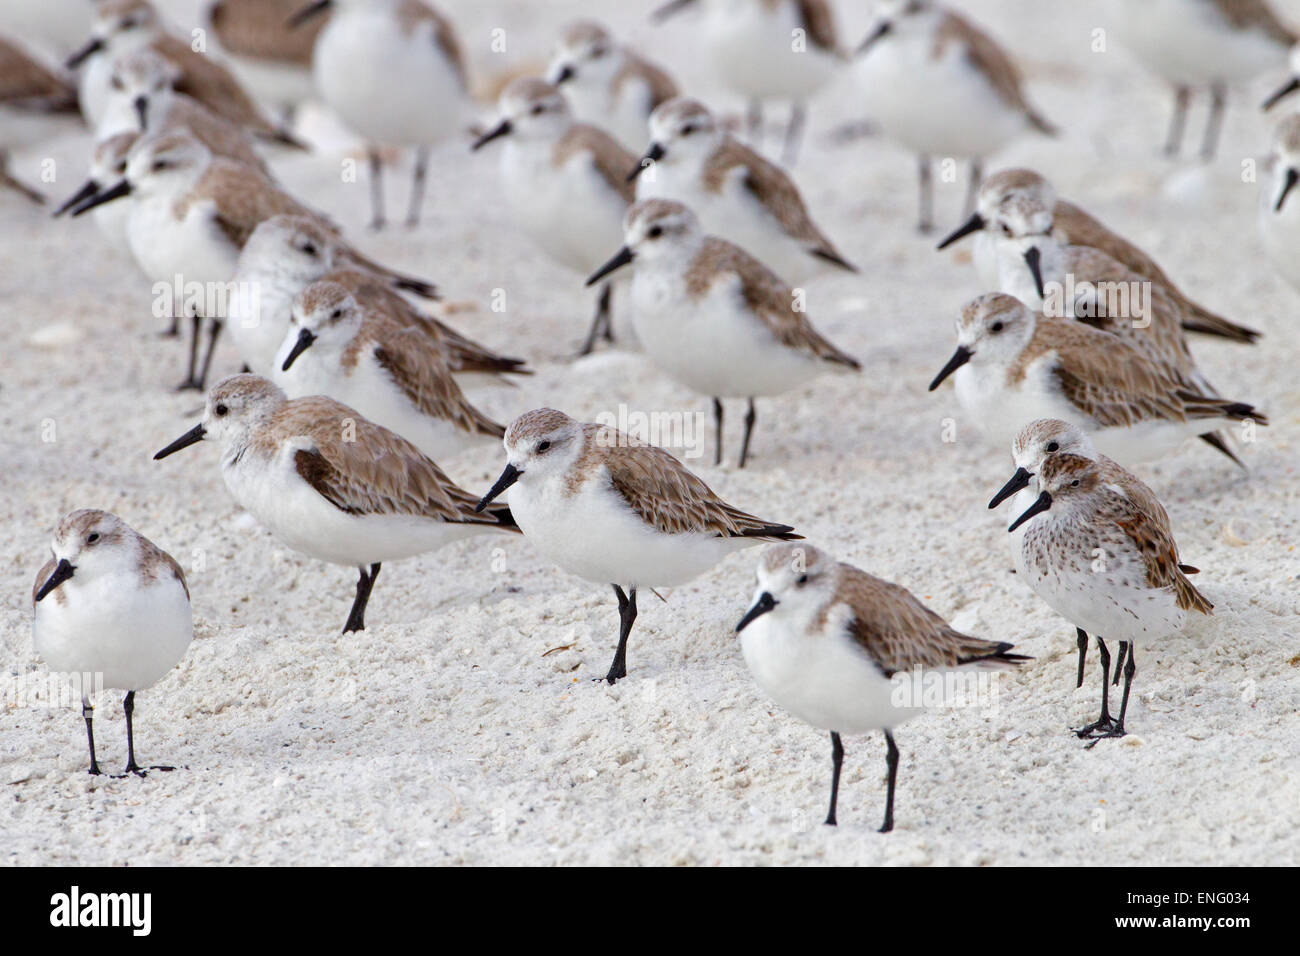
<box><xmin>2</xmin><ymin>0</ymin><xmax>1299</xmax><ymax>865</ymax></box>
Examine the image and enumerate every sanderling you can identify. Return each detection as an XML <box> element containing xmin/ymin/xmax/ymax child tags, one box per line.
<box><xmin>207</xmin><ymin>0</ymin><xmax>325</xmax><ymax>123</ymax></box>
<box><xmin>1002</xmin><ymin>450</ymin><xmax>1212</xmax><ymax>743</ymax></box>
<box><xmin>632</xmin><ymin>96</ymin><xmax>856</xmax><ymax>282</ymax></box>
<box><xmin>154</xmin><ymin>374</ymin><xmax>518</xmax><ymax>632</ymax></box>
<box><xmin>927</xmin><ymin>293</ymin><xmax>1267</xmax><ymax>464</ymax></box>
<box><xmin>1113</xmin><ymin>0</ymin><xmax>1295</xmax><ymax>159</ymax></box>
<box><xmin>853</xmin><ymin>0</ymin><xmax>1055</xmax><ymax>233</ymax></box>
<box><xmin>0</xmin><ymin>33</ymin><xmax>78</xmax><ymax>203</ymax></box>
<box><xmin>32</xmin><ymin>510</ymin><xmax>193</xmax><ymax>776</ymax></box>
<box><xmin>1259</xmin><ymin>114</ymin><xmax>1300</xmax><ymax>292</ymax></box>
<box><xmin>68</xmin><ymin>0</ymin><xmax>297</xmax><ymax>144</ymax></box>
<box><xmin>586</xmin><ymin>198</ymin><xmax>860</xmax><ymax>467</ymax></box>
<box><xmin>547</xmin><ymin>20</ymin><xmax>678</xmax><ymax>154</ymax></box>
<box><xmin>472</xmin><ymin>76</ymin><xmax>636</xmax><ymax>354</ymax></box>
<box><xmin>653</xmin><ymin>0</ymin><xmax>841</xmax><ymax>163</ymax></box>
<box><xmin>475</xmin><ymin>408</ymin><xmax>800</xmax><ymax>684</ymax></box>
<box><xmin>988</xmin><ymin>418</ymin><xmax>1202</xmax><ymax>693</ymax></box>
<box><xmin>97</xmin><ymin>48</ymin><xmax>268</xmax><ymax>171</ymax></box>
<box><xmin>735</xmin><ymin>542</ymin><xmax>1027</xmax><ymax>830</ymax></box>
<box><xmin>226</xmin><ymin>215</ymin><xmax>523</xmax><ymax>386</ymax></box>
<box><xmin>937</xmin><ymin>167</ymin><xmax>1260</xmax><ymax>343</ymax></box>
<box><xmin>69</xmin><ymin>130</ymin><xmax>333</xmax><ymax>390</ymax></box>
<box><xmin>274</xmin><ymin>279</ymin><xmax>505</xmax><ymax>462</ymax></box>
<box><xmin>291</xmin><ymin>0</ymin><xmax>469</xmax><ymax>229</ymax></box>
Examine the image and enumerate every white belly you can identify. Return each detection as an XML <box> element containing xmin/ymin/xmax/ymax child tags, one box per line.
<box><xmin>226</xmin><ymin>273</ymin><xmax>296</xmax><ymax>375</ymax></box>
<box><xmin>855</xmin><ymin>34</ymin><xmax>1030</xmax><ymax>158</ymax></box>
<box><xmin>1114</xmin><ymin>0</ymin><xmax>1288</xmax><ymax>85</ymax></box>
<box><xmin>705</xmin><ymin>0</ymin><xmax>838</xmax><ymax>101</ymax></box>
<box><xmin>313</xmin><ymin>11</ymin><xmax>465</xmax><ymax>146</ymax></box>
<box><xmin>128</xmin><ymin>196</ymin><xmax>239</xmax><ymax>299</ymax></box>
<box><xmin>33</xmin><ymin>573</ymin><xmax>192</xmax><ymax>694</ymax></box>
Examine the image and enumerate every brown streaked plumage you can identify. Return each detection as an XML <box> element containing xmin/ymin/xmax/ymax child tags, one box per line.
<box><xmin>373</xmin><ymin>328</ymin><xmax>506</xmax><ymax>441</ymax></box>
<box><xmin>148</xmin><ymin>33</ymin><xmax>286</xmax><ymax>140</ymax></box>
<box><xmin>1210</xmin><ymin>0</ymin><xmax>1298</xmax><ymax>45</ymax></box>
<box><xmin>0</xmin><ymin>35</ymin><xmax>77</xmax><ymax>110</ymax></box>
<box><xmin>685</xmin><ymin>236</ymin><xmax>860</xmax><ymax>369</ymax></box>
<box><xmin>553</xmin><ymin>122</ymin><xmax>637</xmax><ymax>204</ymax></box>
<box><xmin>578</xmin><ymin>422</ymin><xmax>800</xmax><ymax>540</ymax></box>
<box><xmin>613</xmin><ymin>51</ymin><xmax>679</xmax><ymax>112</ymax></box>
<box><xmin>700</xmin><ymin>136</ymin><xmax>854</xmax><ymax>269</ymax></box>
<box><xmin>933</xmin><ymin>11</ymin><xmax>1054</xmax><ymax>134</ymax></box>
<box><xmin>209</xmin><ymin>0</ymin><xmax>323</xmax><ymax>66</ymax></box>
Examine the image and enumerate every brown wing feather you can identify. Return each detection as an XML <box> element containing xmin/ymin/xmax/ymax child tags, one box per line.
<box><xmin>689</xmin><ymin>238</ymin><xmax>860</xmax><ymax>368</ymax></box>
<box><xmin>0</xmin><ymin>37</ymin><xmax>77</xmax><ymax>109</ymax></box>
<box><xmin>593</xmin><ymin>429</ymin><xmax>798</xmax><ymax>539</ymax></box>
<box><xmin>1212</xmin><ymin>0</ymin><xmax>1298</xmax><ymax>44</ymax></box>
<box><xmin>615</xmin><ymin>51</ymin><xmax>679</xmax><ymax>112</ymax></box>
<box><xmin>209</xmin><ymin>0</ymin><xmax>322</xmax><ymax>65</ymax></box>
<box><xmin>192</xmin><ymin>160</ymin><xmax>334</xmax><ymax>248</ymax></box>
<box><xmin>397</xmin><ymin>0</ymin><xmax>468</xmax><ymax>88</ymax></box>
<box><xmin>838</xmin><ymin>566</ymin><xmax>1023</xmax><ymax>676</ymax></box>
<box><xmin>795</xmin><ymin>0</ymin><xmax>839</xmax><ymax>53</ymax></box>
<box><xmin>283</xmin><ymin>396</ymin><xmax>515</xmax><ymax>525</ymax></box>
<box><xmin>555</xmin><ymin>124</ymin><xmax>636</xmax><ymax>204</ymax></box>
<box><xmin>371</xmin><ymin>324</ymin><xmax>506</xmax><ymax>440</ymax></box>
<box><xmin>1112</xmin><ymin>501</ymin><xmax>1213</xmax><ymax>615</ymax></box>
<box><xmin>935</xmin><ymin>12</ymin><xmax>1054</xmax><ymax>133</ymax></box>
<box><xmin>154</xmin><ymin>34</ymin><xmax>278</xmax><ymax>135</ymax></box>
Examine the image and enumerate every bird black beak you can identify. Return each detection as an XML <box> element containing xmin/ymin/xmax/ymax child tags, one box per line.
<box><xmin>1024</xmin><ymin>246</ymin><xmax>1045</xmax><ymax>298</ymax></box>
<box><xmin>288</xmin><ymin>0</ymin><xmax>332</xmax><ymax>28</ymax></box>
<box><xmin>69</xmin><ymin>179</ymin><xmax>132</xmax><ymax>217</ymax></box>
<box><xmin>471</xmin><ymin>119</ymin><xmax>513</xmax><ymax>151</ymax></box>
<box><xmin>1007</xmin><ymin>490</ymin><xmax>1052</xmax><ymax>533</ymax></box>
<box><xmin>928</xmin><ymin>345</ymin><xmax>972</xmax><ymax>391</ymax></box>
<box><xmin>154</xmin><ymin>423</ymin><xmax>207</xmax><ymax>460</ymax></box>
<box><xmin>281</xmin><ymin>328</ymin><xmax>316</xmax><ymax>371</ymax></box>
<box><xmin>937</xmin><ymin>212</ymin><xmax>985</xmax><ymax>250</ymax></box>
<box><xmin>66</xmin><ymin>37</ymin><xmax>103</xmax><ymax>69</ymax></box>
<box><xmin>475</xmin><ymin>463</ymin><xmax>521</xmax><ymax>512</ymax></box>
<box><xmin>856</xmin><ymin>21</ymin><xmax>892</xmax><ymax>56</ymax></box>
<box><xmin>133</xmin><ymin>95</ymin><xmax>148</xmax><ymax>129</ymax></box>
<box><xmin>988</xmin><ymin>466</ymin><xmax>1032</xmax><ymax>509</ymax></box>
<box><xmin>652</xmin><ymin>0</ymin><xmax>697</xmax><ymax>22</ymax></box>
<box><xmin>627</xmin><ymin>142</ymin><xmax>665</xmax><ymax>182</ymax></box>
<box><xmin>585</xmin><ymin>246</ymin><xmax>634</xmax><ymax>286</ymax></box>
<box><xmin>1262</xmin><ymin>76</ymin><xmax>1300</xmax><ymax>111</ymax></box>
<box><xmin>34</xmin><ymin>558</ymin><xmax>76</xmax><ymax>602</ymax></box>
<box><xmin>553</xmin><ymin>64</ymin><xmax>575</xmax><ymax>84</ymax></box>
<box><xmin>53</xmin><ymin>179</ymin><xmax>100</xmax><ymax>217</ymax></box>
<box><xmin>735</xmin><ymin>591</ymin><xmax>778</xmax><ymax>632</ymax></box>
<box><xmin>1276</xmin><ymin>167</ymin><xmax>1299</xmax><ymax>212</ymax></box>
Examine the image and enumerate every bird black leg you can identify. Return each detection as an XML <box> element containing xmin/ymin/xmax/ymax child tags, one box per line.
<box><xmin>194</xmin><ymin>317</ymin><xmax>222</xmax><ymax>392</ymax></box>
<box><xmin>175</xmin><ymin>313</ymin><xmax>203</xmax><ymax>390</ymax></box>
<box><xmin>159</xmin><ymin>314</ymin><xmax>180</xmax><ymax>338</ymax></box>
<box><xmin>578</xmin><ymin>282</ymin><xmax>613</xmax><ymax>355</ymax></box>
<box><xmin>1112</xmin><ymin>641</ymin><xmax>1128</xmax><ymax>686</ymax></box>
<box><xmin>1200</xmin><ymin>82</ymin><xmax>1226</xmax><ymax>162</ymax></box>
<box><xmin>83</xmin><ymin>701</ymin><xmax>101</xmax><ymax>776</ymax></box>
<box><xmin>368</xmin><ymin>148</ymin><xmax>385</xmax><ymax>231</ymax></box>
<box><xmin>917</xmin><ymin>153</ymin><xmax>933</xmax><ymax>234</ymax></box>
<box><xmin>1086</xmin><ymin>646</ymin><xmax>1136</xmax><ymax>747</ymax></box>
<box><xmin>782</xmin><ymin>101</ymin><xmax>806</xmax><ymax>165</ymax></box>
<box><xmin>597</xmin><ymin>585</ymin><xmax>637</xmax><ymax>684</ymax></box>
<box><xmin>737</xmin><ymin>397</ymin><xmax>757</xmax><ymax>469</ymax></box>
<box><xmin>118</xmin><ymin>691</ymin><xmax>175</xmax><ymax>777</ymax></box>
<box><xmin>825</xmin><ymin>731</ymin><xmax>843</xmax><ymax>826</ymax></box>
<box><xmin>405</xmin><ymin>146</ymin><xmax>429</xmax><ymax>228</ymax></box>
<box><xmin>880</xmin><ymin>730</ymin><xmax>899</xmax><ymax>833</ymax></box>
<box><xmin>712</xmin><ymin>397</ymin><xmax>724</xmax><ymax>466</ymax></box>
<box><xmin>1164</xmin><ymin>84</ymin><xmax>1190</xmax><ymax>157</ymax></box>
<box><xmin>747</xmin><ymin>97</ymin><xmax>763</xmax><ymax>147</ymax></box>
<box><xmin>1075</xmin><ymin>627</ymin><xmax>1088</xmax><ymax>688</ymax></box>
<box><xmin>1075</xmin><ymin>636</ymin><xmax>1118</xmax><ymax>738</ymax></box>
<box><xmin>342</xmin><ymin>562</ymin><xmax>381</xmax><ymax>633</ymax></box>
<box><xmin>964</xmin><ymin>158</ymin><xmax>983</xmax><ymax>217</ymax></box>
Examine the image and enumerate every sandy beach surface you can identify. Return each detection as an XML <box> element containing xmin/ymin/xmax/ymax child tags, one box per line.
<box><xmin>2</xmin><ymin>0</ymin><xmax>1298</xmax><ymax>865</ymax></box>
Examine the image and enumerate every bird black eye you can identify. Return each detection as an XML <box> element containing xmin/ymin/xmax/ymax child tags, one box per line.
<box><xmin>537</xmin><ymin>440</ymin><xmax>551</xmax><ymax>453</ymax></box>
<box><xmin>215</xmin><ymin>403</ymin><xmax>228</xmax><ymax>417</ymax></box>
<box><xmin>1046</xmin><ymin>441</ymin><xmax>1059</xmax><ymax>452</ymax></box>
<box><xmin>1000</xmin><ymin>223</ymin><xmax>1013</xmax><ymax>237</ymax></box>
<box><xmin>990</xmin><ymin>321</ymin><xmax>1004</xmax><ymax>332</ymax></box>
<box><xmin>152</xmin><ymin>160</ymin><xmax>170</xmax><ymax>172</ymax></box>
<box><xmin>591</xmin><ymin>46</ymin><xmax>608</xmax><ymax>59</ymax></box>
<box><xmin>87</xmin><ymin>533</ymin><xmax>99</xmax><ymax>544</ymax></box>
<box><xmin>1071</xmin><ymin>479</ymin><xmax>1080</xmax><ymax>487</ymax></box>
<box><xmin>796</xmin><ymin>574</ymin><xmax>808</xmax><ymax>585</ymax></box>
<box><xmin>647</xmin><ymin>225</ymin><xmax>663</xmax><ymax>239</ymax></box>
<box><xmin>111</xmin><ymin>76</ymin><xmax>124</xmax><ymax>91</ymax></box>
<box><xmin>301</xmin><ymin>242</ymin><xmax>317</xmax><ymax>257</ymax></box>
<box><xmin>531</xmin><ymin>104</ymin><xmax>545</xmax><ymax>116</ymax></box>
<box><xmin>681</xmin><ymin>125</ymin><xmax>695</xmax><ymax>137</ymax></box>
<box><xmin>330</xmin><ymin>309</ymin><xmax>342</xmax><ymax>320</ymax></box>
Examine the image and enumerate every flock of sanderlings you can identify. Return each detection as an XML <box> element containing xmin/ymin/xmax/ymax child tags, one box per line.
<box><xmin>5</xmin><ymin>0</ymin><xmax>1296</xmax><ymax>835</ymax></box>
